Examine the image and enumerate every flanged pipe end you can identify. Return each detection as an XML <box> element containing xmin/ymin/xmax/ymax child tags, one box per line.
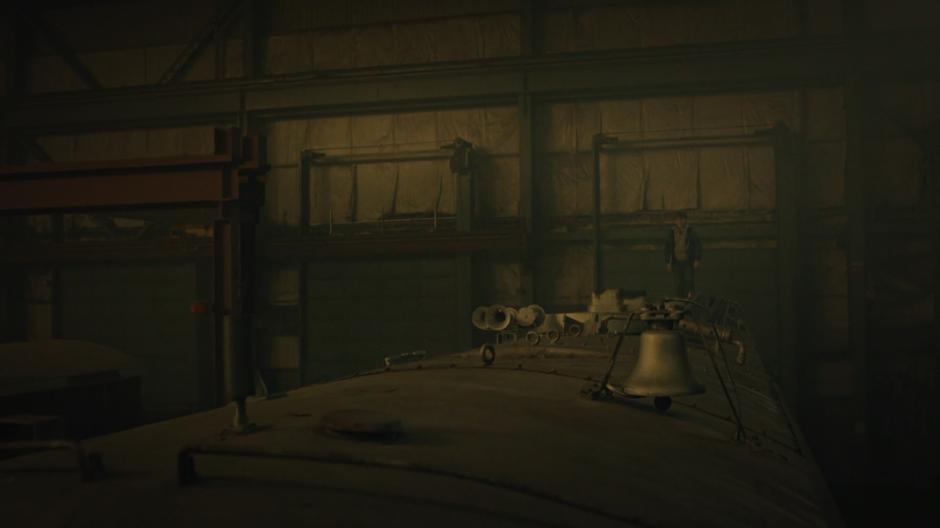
<box><xmin>471</xmin><ymin>306</ymin><xmax>489</xmax><ymax>330</ymax></box>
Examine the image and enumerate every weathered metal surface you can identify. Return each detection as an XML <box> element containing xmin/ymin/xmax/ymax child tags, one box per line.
<box><xmin>0</xmin><ymin>290</ymin><xmax>843</xmax><ymax>525</ymax></box>
<box><xmin>0</xmin><ymin>333</ymin><xmax>840</xmax><ymax>526</ymax></box>
<box><xmin>319</xmin><ymin>409</ymin><xmax>402</xmax><ymax>441</ymax></box>
<box><xmin>0</xmin><ymin>339</ymin><xmax>133</xmax><ymax>397</ymax></box>
<box><xmin>0</xmin><ymin>440</ymin><xmax>104</xmax><ymax>482</ymax></box>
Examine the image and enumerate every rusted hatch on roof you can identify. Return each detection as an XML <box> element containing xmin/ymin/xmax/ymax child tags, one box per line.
<box><xmin>319</xmin><ymin>409</ymin><xmax>402</xmax><ymax>442</ymax></box>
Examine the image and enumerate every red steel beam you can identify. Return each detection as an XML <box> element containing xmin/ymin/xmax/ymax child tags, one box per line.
<box><xmin>0</xmin><ymin>155</ymin><xmax>241</xmax><ymax>213</ymax></box>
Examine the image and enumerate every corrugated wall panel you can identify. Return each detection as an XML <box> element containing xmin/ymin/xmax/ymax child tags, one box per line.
<box><xmin>305</xmin><ymin>258</ymin><xmax>460</xmax><ymax>382</ymax></box>
<box><xmin>879</xmin><ymin>81</ymin><xmax>940</xmax><ymax>131</ymax></box>
<box><xmin>83</xmin><ymin>49</ymin><xmax>147</xmax><ymax>87</ymax></box>
<box><xmin>747</xmin><ymin>146</ymin><xmax>776</xmax><ymax>209</ymax></box>
<box><xmin>59</xmin><ymin>264</ymin><xmax>201</xmax><ymax>418</ymax></box>
<box><xmin>264</xmin><ymin>106</ymin><xmax>518</xmax><ymax>227</ymax></box>
<box><xmin>871</xmin><ymin>139</ymin><xmax>923</xmax><ymax>207</ymax></box>
<box><xmin>806</xmin><ymin>0</ymin><xmax>844</xmax><ymax>36</ymax></box>
<box><xmin>599</xmin><ymin>151</ymin><xmax>644</xmax><ymax>215</ymax></box>
<box><xmin>264</xmin><ymin>13</ymin><xmax>520</xmax><ymax>76</ymax></box>
<box><xmin>540</xmin><ymin>1</ymin><xmax>798</xmax><ymax>54</ymax></box>
<box><xmin>539</xmin><ymin>93</ymin><xmax>791</xmax><ymax>219</ymax></box>
<box><xmin>265</xmin><ymin>167</ymin><xmax>301</xmax><ymax>226</ymax></box>
<box><xmin>264</xmin><ymin>0</ymin><xmax>519</xmax><ymax>34</ymax></box>
<box><xmin>356</xmin><ymin>162</ymin><xmax>398</xmax><ymax>221</ymax></box>
<box><xmin>868</xmin><ymin>0</ymin><xmax>940</xmax><ymax>31</ymax></box>
<box><xmin>537</xmin><ymin>245</ymin><xmax>594</xmax><ymax>310</ymax></box>
<box><xmin>869</xmin><ymin>81</ymin><xmax>940</xmax><ymax>209</ymax></box>
<box><xmin>43</xmin><ymin>2</ymin><xmax>212</xmax><ymax>53</ymax></box>
<box><xmin>644</xmin><ymin>149</ymin><xmax>699</xmax><ymax>210</ymax></box>
<box><xmin>28</xmin><ymin>55</ymin><xmax>88</xmax><ymax>94</ymax></box>
<box><xmin>310</xmin><ymin>165</ymin><xmax>355</xmax><ymax>224</ymax></box>
<box><xmin>482</xmin><ymin>260</ymin><xmax>524</xmax><ymax>306</ymax></box>
<box><xmin>477</xmin><ymin>156</ymin><xmax>520</xmax><ymax>217</ymax></box>
<box><xmin>482</xmin><ymin>13</ymin><xmax>521</xmax><ymax>58</ymax></box>
<box><xmin>28</xmin><ymin>42</ymin><xmax>224</xmax><ymax>93</ymax></box>
<box><xmin>224</xmin><ymin>38</ymin><xmax>245</xmax><ymax>79</ymax></box>
<box><xmin>37</xmin><ymin>126</ymin><xmax>217</xmax><ymax>163</ymax></box>
<box><xmin>642</xmin><ymin>97</ymin><xmax>694</xmax><ymax>138</ymax></box>
<box><xmin>699</xmin><ymin>147</ymin><xmax>747</xmax><ymax>210</ymax></box>
<box><xmin>805</xmin><ymin>141</ymin><xmax>846</xmax><ymax>208</ymax></box>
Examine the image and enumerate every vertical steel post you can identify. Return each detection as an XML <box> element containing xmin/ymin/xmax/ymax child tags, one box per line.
<box><xmin>844</xmin><ymin>80</ymin><xmax>871</xmax><ymax>481</ymax></box>
<box><xmin>773</xmin><ymin>123</ymin><xmax>801</xmax><ymax>414</ymax></box>
<box><xmin>844</xmin><ymin>0</ymin><xmax>871</xmax><ymax>483</ymax></box>
<box><xmin>455</xmin><ymin>140</ymin><xmax>474</xmax><ymax>351</ymax></box>
<box><xmin>519</xmin><ymin>90</ymin><xmax>535</xmax><ymax>305</ymax></box>
<box><xmin>591</xmin><ymin>134</ymin><xmax>608</xmax><ymax>294</ymax></box>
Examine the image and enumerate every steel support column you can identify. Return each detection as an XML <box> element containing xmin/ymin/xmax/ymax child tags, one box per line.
<box><xmin>844</xmin><ymin>0</ymin><xmax>872</xmax><ymax>483</ymax></box>
<box><xmin>455</xmin><ymin>140</ymin><xmax>474</xmax><ymax>352</ymax></box>
<box><xmin>520</xmin><ymin>0</ymin><xmax>536</xmax><ymax>57</ymax></box>
<box><xmin>773</xmin><ymin>123</ymin><xmax>801</xmax><ymax>413</ymax></box>
<box><xmin>518</xmin><ymin>91</ymin><xmax>536</xmax><ymax>305</ymax></box>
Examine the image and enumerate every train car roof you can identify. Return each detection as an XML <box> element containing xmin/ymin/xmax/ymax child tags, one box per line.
<box><xmin>0</xmin><ymin>340</ymin><xmax>841</xmax><ymax>527</ymax></box>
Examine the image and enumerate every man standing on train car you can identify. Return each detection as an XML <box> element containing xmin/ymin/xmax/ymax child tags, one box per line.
<box><xmin>665</xmin><ymin>211</ymin><xmax>701</xmax><ymax>299</ymax></box>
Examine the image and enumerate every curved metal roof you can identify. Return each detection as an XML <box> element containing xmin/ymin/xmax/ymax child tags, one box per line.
<box><xmin>0</xmin><ymin>337</ymin><xmax>841</xmax><ymax>527</ymax></box>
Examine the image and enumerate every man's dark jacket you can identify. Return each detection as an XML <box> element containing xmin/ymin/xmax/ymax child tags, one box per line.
<box><xmin>664</xmin><ymin>226</ymin><xmax>702</xmax><ymax>264</ymax></box>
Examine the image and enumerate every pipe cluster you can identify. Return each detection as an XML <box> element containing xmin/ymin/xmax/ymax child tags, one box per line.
<box><xmin>471</xmin><ymin>304</ymin><xmax>545</xmax><ymax>331</ymax></box>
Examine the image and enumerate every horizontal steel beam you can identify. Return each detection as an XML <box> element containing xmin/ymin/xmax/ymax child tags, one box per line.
<box><xmin>7</xmin><ymin>89</ymin><xmax>244</xmax><ymax>133</ymax></box>
<box><xmin>3</xmin><ymin>33</ymin><xmax>938</xmax><ymax>134</ymax></box>
<box><xmin>310</xmin><ymin>150</ymin><xmax>453</xmax><ymax>166</ymax></box>
<box><xmin>2</xmin><ymin>229</ymin><xmax>526</xmax><ymax>263</ymax></box>
<box><xmin>0</xmin><ymin>38</ymin><xmax>844</xmax><ymax>132</ymax></box>
<box><xmin>0</xmin><ymin>168</ymin><xmax>231</xmax><ymax>213</ymax></box>
<box><xmin>0</xmin><ymin>154</ymin><xmax>242</xmax><ymax>213</ymax></box>
<box><xmin>263</xmin><ymin>229</ymin><xmax>526</xmax><ymax>260</ymax></box>
<box><xmin>599</xmin><ymin>133</ymin><xmax>774</xmax><ymax>152</ymax></box>
<box><xmin>0</xmin><ymin>129</ymin><xmax>271</xmax><ymax>214</ymax></box>
<box><xmin>1</xmin><ymin>240</ymin><xmax>213</xmax><ymax>263</ymax></box>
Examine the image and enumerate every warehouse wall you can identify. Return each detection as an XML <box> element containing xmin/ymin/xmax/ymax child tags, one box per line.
<box><xmin>58</xmin><ymin>264</ymin><xmax>206</xmax><ymax>420</ymax></box>
<box><xmin>3</xmin><ymin>0</ymin><xmax>940</xmax><ymax>517</ymax></box>
<box><xmin>12</xmin><ymin>0</ymin><xmax>853</xmax><ymax>94</ymax></box>
<box><xmin>21</xmin><ymin>126</ymin><xmax>219</xmax><ymax>418</ymax></box>
<box><xmin>262</xmin><ymin>106</ymin><xmax>520</xmax><ymax>226</ymax></box>
<box><xmin>255</xmin><ymin>106</ymin><xmax>520</xmax><ymax>385</ymax></box>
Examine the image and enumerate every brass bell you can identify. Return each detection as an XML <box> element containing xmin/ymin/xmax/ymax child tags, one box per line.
<box><xmin>622</xmin><ymin>330</ymin><xmax>704</xmax><ymax>396</ymax></box>
<box><xmin>621</xmin><ymin>305</ymin><xmax>704</xmax><ymax>409</ymax></box>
